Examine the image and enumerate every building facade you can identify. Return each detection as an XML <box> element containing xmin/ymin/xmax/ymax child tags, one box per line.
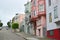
<box><xmin>18</xmin><ymin>14</ymin><xmax>25</xmax><ymax>29</ymax></box>
<box><xmin>46</xmin><ymin>0</ymin><xmax>60</xmax><ymax>40</ymax></box>
<box><xmin>20</xmin><ymin>17</ymin><xmax>25</xmax><ymax>32</ymax></box>
<box><xmin>24</xmin><ymin>1</ymin><xmax>34</xmax><ymax>34</ymax></box>
<box><xmin>31</xmin><ymin>0</ymin><xmax>46</xmax><ymax>38</ymax></box>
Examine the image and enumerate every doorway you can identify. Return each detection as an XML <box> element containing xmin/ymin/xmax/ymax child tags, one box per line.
<box><xmin>38</xmin><ymin>29</ymin><xmax>40</xmax><ymax>36</ymax></box>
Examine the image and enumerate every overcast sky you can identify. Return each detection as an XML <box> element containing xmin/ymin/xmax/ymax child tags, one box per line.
<box><xmin>0</xmin><ymin>0</ymin><xmax>31</xmax><ymax>26</ymax></box>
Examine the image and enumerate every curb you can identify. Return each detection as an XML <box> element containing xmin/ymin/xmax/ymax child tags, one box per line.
<box><xmin>15</xmin><ymin>33</ymin><xmax>51</xmax><ymax>40</ymax></box>
<box><xmin>15</xmin><ymin>33</ymin><xmax>40</xmax><ymax>40</ymax></box>
<box><xmin>15</xmin><ymin>33</ymin><xmax>28</xmax><ymax>40</ymax></box>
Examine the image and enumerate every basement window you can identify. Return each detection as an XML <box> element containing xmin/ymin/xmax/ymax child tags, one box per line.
<box><xmin>50</xmin><ymin>30</ymin><xmax>54</xmax><ymax>36</ymax></box>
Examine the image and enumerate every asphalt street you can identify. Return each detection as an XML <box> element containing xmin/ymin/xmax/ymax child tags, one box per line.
<box><xmin>0</xmin><ymin>28</ymin><xmax>25</xmax><ymax>40</ymax></box>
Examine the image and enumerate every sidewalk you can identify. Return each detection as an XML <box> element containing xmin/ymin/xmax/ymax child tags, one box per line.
<box><xmin>15</xmin><ymin>32</ymin><xmax>51</xmax><ymax>40</ymax></box>
<box><xmin>15</xmin><ymin>32</ymin><xmax>39</xmax><ymax>40</ymax></box>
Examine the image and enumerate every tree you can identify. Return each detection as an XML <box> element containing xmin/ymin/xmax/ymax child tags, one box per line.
<box><xmin>12</xmin><ymin>23</ymin><xmax>19</xmax><ymax>29</ymax></box>
<box><xmin>7</xmin><ymin>22</ymin><xmax>11</xmax><ymax>28</ymax></box>
<box><xmin>0</xmin><ymin>23</ymin><xmax>3</xmax><ymax>27</ymax></box>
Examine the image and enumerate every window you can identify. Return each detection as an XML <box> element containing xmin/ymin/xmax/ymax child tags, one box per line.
<box><xmin>48</xmin><ymin>0</ymin><xmax>51</xmax><ymax>6</ymax></box>
<box><xmin>33</xmin><ymin>0</ymin><xmax>36</xmax><ymax>6</ymax></box>
<box><xmin>25</xmin><ymin>17</ymin><xmax>28</xmax><ymax>22</ymax></box>
<box><xmin>25</xmin><ymin>6</ymin><xmax>28</xmax><ymax>11</ymax></box>
<box><xmin>49</xmin><ymin>13</ymin><xmax>52</xmax><ymax>22</ymax></box>
<box><xmin>34</xmin><ymin>10</ymin><xmax>36</xmax><ymax>16</ymax></box>
<box><xmin>29</xmin><ymin>15</ymin><xmax>31</xmax><ymax>20</ymax></box>
<box><xmin>50</xmin><ymin>30</ymin><xmax>54</xmax><ymax>36</ymax></box>
<box><xmin>54</xmin><ymin>6</ymin><xmax>58</xmax><ymax>19</ymax></box>
<box><xmin>39</xmin><ymin>4</ymin><xmax>44</xmax><ymax>11</ymax></box>
<box><xmin>29</xmin><ymin>15</ymin><xmax>31</xmax><ymax>18</ymax></box>
<box><xmin>25</xmin><ymin>10</ymin><xmax>29</xmax><ymax>13</ymax></box>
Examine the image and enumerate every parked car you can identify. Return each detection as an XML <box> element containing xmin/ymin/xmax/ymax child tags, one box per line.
<box><xmin>6</xmin><ymin>26</ymin><xmax>9</xmax><ymax>30</ymax></box>
<box><xmin>0</xmin><ymin>27</ymin><xmax>2</xmax><ymax>30</ymax></box>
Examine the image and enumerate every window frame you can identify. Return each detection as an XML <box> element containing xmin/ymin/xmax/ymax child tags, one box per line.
<box><xmin>34</xmin><ymin>10</ymin><xmax>37</xmax><ymax>16</ymax></box>
<box><xmin>48</xmin><ymin>0</ymin><xmax>51</xmax><ymax>6</ymax></box>
<box><xmin>54</xmin><ymin>6</ymin><xmax>58</xmax><ymax>19</ymax></box>
<box><xmin>38</xmin><ymin>4</ymin><xmax>44</xmax><ymax>12</ymax></box>
<box><xmin>49</xmin><ymin>30</ymin><xmax>54</xmax><ymax>36</ymax></box>
<box><xmin>49</xmin><ymin>13</ymin><xmax>52</xmax><ymax>22</ymax></box>
<box><xmin>33</xmin><ymin>0</ymin><xmax>36</xmax><ymax>6</ymax></box>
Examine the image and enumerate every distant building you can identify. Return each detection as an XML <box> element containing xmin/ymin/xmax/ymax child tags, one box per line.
<box><xmin>20</xmin><ymin>17</ymin><xmax>25</xmax><ymax>32</ymax></box>
<box><xmin>12</xmin><ymin>13</ymin><xmax>25</xmax><ymax>30</ymax></box>
<box><xmin>12</xmin><ymin>13</ymin><xmax>19</xmax><ymax>23</ymax></box>
<box><xmin>18</xmin><ymin>14</ymin><xmax>25</xmax><ymax>28</ymax></box>
<box><xmin>46</xmin><ymin>0</ymin><xmax>60</xmax><ymax>40</ymax></box>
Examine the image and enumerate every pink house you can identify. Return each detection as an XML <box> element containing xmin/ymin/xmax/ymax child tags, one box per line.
<box><xmin>12</xmin><ymin>13</ymin><xmax>25</xmax><ymax>29</ymax></box>
<box><xmin>31</xmin><ymin>0</ymin><xmax>46</xmax><ymax>38</ymax></box>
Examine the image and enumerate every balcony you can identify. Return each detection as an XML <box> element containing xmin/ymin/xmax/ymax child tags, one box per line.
<box><xmin>38</xmin><ymin>11</ymin><xmax>46</xmax><ymax>17</ymax></box>
<box><xmin>30</xmin><ymin>16</ymin><xmax>38</xmax><ymax>22</ymax></box>
<box><xmin>53</xmin><ymin>17</ymin><xmax>60</xmax><ymax>25</ymax></box>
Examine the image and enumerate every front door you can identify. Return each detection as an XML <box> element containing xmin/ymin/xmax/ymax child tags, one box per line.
<box><xmin>38</xmin><ymin>29</ymin><xmax>40</xmax><ymax>36</ymax></box>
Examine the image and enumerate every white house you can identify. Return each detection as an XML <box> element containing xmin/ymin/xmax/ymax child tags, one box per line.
<box><xmin>46</xmin><ymin>0</ymin><xmax>60</xmax><ymax>40</ymax></box>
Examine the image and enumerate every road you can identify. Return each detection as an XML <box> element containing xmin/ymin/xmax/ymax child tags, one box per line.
<box><xmin>0</xmin><ymin>28</ymin><xmax>25</xmax><ymax>40</ymax></box>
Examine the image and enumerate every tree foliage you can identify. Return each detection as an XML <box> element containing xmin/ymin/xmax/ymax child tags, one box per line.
<box><xmin>0</xmin><ymin>23</ymin><xmax>3</xmax><ymax>27</ymax></box>
<box><xmin>12</xmin><ymin>23</ymin><xmax>19</xmax><ymax>29</ymax></box>
<box><xmin>7</xmin><ymin>22</ymin><xmax>11</xmax><ymax>28</ymax></box>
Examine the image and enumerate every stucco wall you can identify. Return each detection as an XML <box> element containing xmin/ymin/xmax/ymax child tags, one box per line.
<box><xmin>46</xmin><ymin>0</ymin><xmax>60</xmax><ymax>30</ymax></box>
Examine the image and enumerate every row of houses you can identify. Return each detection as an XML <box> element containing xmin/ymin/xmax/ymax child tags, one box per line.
<box><xmin>12</xmin><ymin>0</ymin><xmax>60</xmax><ymax>40</ymax></box>
<box><xmin>46</xmin><ymin>0</ymin><xmax>60</xmax><ymax>40</ymax></box>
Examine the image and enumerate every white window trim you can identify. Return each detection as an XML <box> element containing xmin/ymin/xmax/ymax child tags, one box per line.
<box><xmin>34</xmin><ymin>10</ymin><xmax>37</xmax><ymax>16</ymax></box>
<box><xmin>39</xmin><ymin>4</ymin><xmax>44</xmax><ymax>12</ymax></box>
